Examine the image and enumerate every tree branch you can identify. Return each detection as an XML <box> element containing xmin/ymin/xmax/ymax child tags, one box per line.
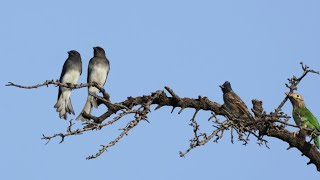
<box><xmin>6</xmin><ymin>62</ymin><xmax>320</xmax><ymax>171</ymax></box>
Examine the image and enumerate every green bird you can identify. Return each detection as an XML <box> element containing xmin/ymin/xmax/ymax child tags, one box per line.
<box><xmin>287</xmin><ymin>92</ymin><xmax>320</xmax><ymax>149</ymax></box>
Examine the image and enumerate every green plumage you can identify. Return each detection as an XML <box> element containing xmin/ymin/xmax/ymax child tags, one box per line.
<box><xmin>288</xmin><ymin>93</ymin><xmax>320</xmax><ymax>149</ymax></box>
<box><xmin>293</xmin><ymin>106</ymin><xmax>320</xmax><ymax>148</ymax></box>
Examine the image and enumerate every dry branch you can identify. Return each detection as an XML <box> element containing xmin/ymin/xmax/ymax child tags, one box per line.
<box><xmin>6</xmin><ymin>62</ymin><xmax>320</xmax><ymax>171</ymax></box>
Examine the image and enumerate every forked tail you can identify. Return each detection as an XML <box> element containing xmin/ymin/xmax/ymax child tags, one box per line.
<box><xmin>76</xmin><ymin>95</ymin><xmax>97</xmax><ymax>121</ymax></box>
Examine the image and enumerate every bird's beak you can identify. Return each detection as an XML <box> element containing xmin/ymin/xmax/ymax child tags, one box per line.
<box><xmin>219</xmin><ymin>85</ymin><xmax>224</xmax><ymax>89</ymax></box>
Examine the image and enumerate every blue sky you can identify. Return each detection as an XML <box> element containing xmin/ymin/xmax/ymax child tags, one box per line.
<box><xmin>1</xmin><ymin>0</ymin><xmax>320</xmax><ymax>179</ymax></box>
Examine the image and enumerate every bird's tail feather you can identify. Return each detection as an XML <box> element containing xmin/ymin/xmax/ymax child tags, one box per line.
<box><xmin>66</xmin><ymin>98</ymin><xmax>75</xmax><ymax>115</ymax></box>
<box><xmin>54</xmin><ymin>91</ymin><xmax>73</xmax><ymax>120</ymax></box>
<box><xmin>76</xmin><ymin>95</ymin><xmax>96</xmax><ymax>121</ymax></box>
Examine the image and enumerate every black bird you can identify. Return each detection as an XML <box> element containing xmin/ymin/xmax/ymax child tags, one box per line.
<box><xmin>54</xmin><ymin>50</ymin><xmax>82</xmax><ymax>120</ymax></box>
<box><xmin>220</xmin><ymin>81</ymin><xmax>252</xmax><ymax>120</ymax></box>
<box><xmin>77</xmin><ymin>46</ymin><xmax>110</xmax><ymax>121</ymax></box>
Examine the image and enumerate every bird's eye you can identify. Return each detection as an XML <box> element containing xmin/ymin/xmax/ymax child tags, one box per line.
<box><xmin>297</xmin><ymin>95</ymin><xmax>300</xmax><ymax>98</ymax></box>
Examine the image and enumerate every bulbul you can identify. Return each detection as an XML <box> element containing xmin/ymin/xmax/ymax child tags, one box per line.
<box><xmin>54</xmin><ymin>50</ymin><xmax>82</xmax><ymax>120</ymax></box>
<box><xmin>220</xmin><ymin>81</ymin><xmax>252</xmax><ymax>120</ymax></box>
<box><xmin>76</xmin><ymin>46</ymin><xmax>110</xmax><ymax>121</ymax></box>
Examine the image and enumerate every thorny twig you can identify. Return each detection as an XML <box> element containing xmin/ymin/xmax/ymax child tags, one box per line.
<box><xmin>86</xmin><ymin>90</ymin><xmax>163</xmax><ymax>159</ymax></box>
<box><xmin>275</xmin><ymin>62</ymin><xmax>319</xmax><ymax>113</ymax></box>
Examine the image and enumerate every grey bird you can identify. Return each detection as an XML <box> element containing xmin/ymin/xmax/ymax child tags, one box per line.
<box><xmin>220</xmin><ymin>81</ymin><xmax>252</xmax><ymax>120</ymax></box>
<box><xmin>76</xmin><ymin>46</ymin><xmax>110</xmax><ymax>121</ymax></box>
<box><xmin>54</xmin><ymin>50</ymin><xmax>82</xmax><ymax>120</ymax></box>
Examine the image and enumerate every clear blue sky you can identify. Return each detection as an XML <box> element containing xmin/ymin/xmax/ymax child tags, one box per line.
<box><xmin>1</xmin><ymin>0</ymin><xmax>320</xmax><ymax>179</ymax></box>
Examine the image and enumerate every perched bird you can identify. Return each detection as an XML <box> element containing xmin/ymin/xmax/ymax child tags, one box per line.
<box><xmin>54</xmin><ymin>50</ymin><xmax>82</xmax><ymax>120</ymax></box>
<box><xmin>76</xmin><ymin>46</ymin><xmax>110</xmax><ymax>121</ymax></box>
<box><xmin>220</xmin><ymin>81</ymin><xmax>252</xmax><ymax>120</ymax></box>
<box><xmin>287</xmin><ymin>92</ymin><xmax>320</xmax><ymax>149</ymax></box>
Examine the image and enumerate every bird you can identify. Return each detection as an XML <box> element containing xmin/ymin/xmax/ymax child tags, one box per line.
<box><xmin>287</xmin><ymin>92</ymin><xmax>320</xmax><ymax>149</ymax></box>
<box><xmin>76</xmin><ymin>46</ymin><xmax>110</xmax><ymax>121</ymax></box>
<box><xmin>54</xmin><ymin>50</ymin><xmax>82</xmax><ymax>120</ymax></box>
<box><xmin>220</xmin><ymin>81</ymin><xmax>252</xmax><ymax>120</ymax></box>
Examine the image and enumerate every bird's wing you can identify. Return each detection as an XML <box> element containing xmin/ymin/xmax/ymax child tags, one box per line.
<box><xmin>57</xmin><ymin>57</ymin><xmax>71</xmax><ymax>99</ymax></box>
<box><xmin>292</xmin><ymin>110</ymin><xmax>304</xmax><ymax>126</ymax></box>
<box><xmin>87</xmin><ymin>57</ymin><xmax>95</xmax><ymax>83</ymax></box>
<box><xmin>303</xmin><ymin>108</ymin><xmax>320</xmax><ymax>131</ymax></box>
<box><xmin>102</xmin><ymin>58</ymin><xmax>110</xmax><ymax>86</ymax></box>
<box><xmin>231</xmin><ymin>93</ymin><xmax>250</xmax><ymax>115</ymax></box>
<box><xmin>59</xmin><ymin>58</ymin><xmax>71</xmax><ymax>82</ymax></box>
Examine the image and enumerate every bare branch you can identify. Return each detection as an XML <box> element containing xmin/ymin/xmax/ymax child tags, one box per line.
<box><xmin>86</xmin><ymin>90</ymin><xmax>163</xmax><ymax>159</ymax></box>
<box><xmin>7</xmin><ymin>62</ymin><xmax>320</xmax><ymax>171</ymax></box>
<box><xmin>275</xmin><ymin>62</ymin><xmax>320</xmax><ymax>113</ymax></box>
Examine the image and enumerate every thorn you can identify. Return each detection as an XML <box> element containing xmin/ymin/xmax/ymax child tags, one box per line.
<box><xmin>45</xmin><ymin>140</ymin><xmax>50</xmax><ymax>145</ymax></box>
<box><xmin>154</xmin><ymin>105</ymin><xmax>162</xmax><ymax>111</ymax></box>
<box><xmin>171</xmin><ymin>107</ymin><xmax>175</xmax><ymax>113</ymax></box>
<box><xmin>178</xmin><ymin>108</ymin><xmax>185</xmax><ymax>114</ymax></box>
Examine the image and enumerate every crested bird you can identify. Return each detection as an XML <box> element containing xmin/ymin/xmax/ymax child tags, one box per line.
<box><xmin>220</xmin><ymin>81</ymin><xmax>253</xmax><ymax>120</ymax></box>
